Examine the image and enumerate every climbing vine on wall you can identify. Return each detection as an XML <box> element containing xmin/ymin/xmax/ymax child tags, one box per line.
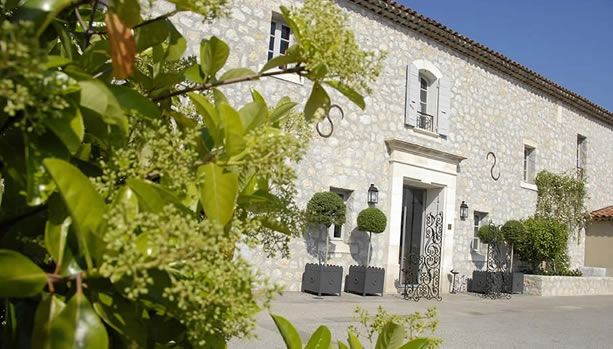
<box><xmin>535</xmin><ymin>170</ymin><xmax>590</xmax><ymax>241</ymax></box>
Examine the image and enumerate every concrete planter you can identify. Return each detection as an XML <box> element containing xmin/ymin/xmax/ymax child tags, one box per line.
<box><xmin>301</xmin><ymin>263</ymin><xmax>343</xmax><ymax>296</ymax></box>
<box><xmin>344</xmin><ymin>265</ymin><xmax>385</xmax><ymax>296</ymax></box>
<box><xmin>469</xmin><ymin>271</ymin><xmax>524</xmax><ymax>294</ymax></box>
<box><xmin>523</xmin><ymin>275</ymin><xmax>613</xmax><ymax>296</ymax></box>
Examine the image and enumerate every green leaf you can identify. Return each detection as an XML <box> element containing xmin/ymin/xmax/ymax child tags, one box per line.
<box><xmin>270</xmin><ymin>97</ymin><xmax>298</xmax><ymax>123</ymax></box>
<box><xmin>213</xmin><ymin>88</ymin><xmax>229</xmax><ymax>108</ymax></box>
<box><xmin>375</xmin><ymin>322</ymin><xmax>406</xmax><ymax>349</ymax></box>
<box><xmin>14</xmin><ymin>0</ymin><xmax>76</xmax><ymax>36</ymax></box>
<box><xmin>280</xmin><ymin>6</ymin><xmax>301</xmax><ymax>41</ymax></box>
<box><xmin>43</xmin><ymin>55</ymin><xmax>72</xmax><ymax>69</ymax></box>
<box><xmin>219</xmin><ymin>68</ymin><xmax>256</xmax><ymax>82</ymax></box>
<box><xmin>397</xmin><ymin>338</ymin><xmax>435</xmax><ymax>349</ymax></box>
<box><xmin>338</xmin><ymin>342</ymin><xmax>349</xmax><ymax>349</ymax></box>
<box><xmin>239</xmin><ymin>100</ymin><xmax>267</xmax><ymax>133</ymax></box>
<box><xmin>304</xmin><ymin>82</ymin><xmax>331</xmax><ymax>122</ymax></box>
<box><xmin>200</xmin><ymin>36</ymin><xmax>230</xmax><ymax>79</ymax></box>
<box><xmin>91</xmin><ymin>290</ymin><xmax>146</xmax><ymax>347</ymax></box>
<box><xmin>305</xmin><ymin>326</ymin><xmax>332</xmax><ymax>349</ymax></box>
<box><xmin>324</xmin><ymin>81</ymin><xmax>366</xmax><ymax>110</ymax></box>
<box><xmin>44</xmin><ymin>216</ymin><xmax>71</xmax><ymax>267</ymax></box>
<box><xmin>110</xmin><ymin>0</ymin><xmax>141</xmax><ymax>27</ymax></box>
<box><xmin>78</xmin><ymin>40</ymin><xmax>110</xmax><ymax>74</ymax></box>
<box><xmin>126</xmin><ymin>178</ymin><xmax>187</xmax><ymax>214</ymax></box>
<box><xmin>134</xmin><ymin>19</ymin><xmax>168</xmax><ymax>52</ymax></box>
<box><xmin>44</xmin><ymin>159</ymin><xmax>107</xmax><ymax>270</ymax></box>
<box><xmin>108</xmin><ymin>85</ymin><xmax>161</xmax><ymax>119</ymax></box>
<box><xmin>219</xmin><ymin>103</ymin><xmax>246</xmax><ymax>156</ymax></box>
<box><xmin>260</xmin><ymin>54</ymin><xmax>300</xmax><ymax>73</ymax></box>
<box><xmin>49</xmin><ymin>291</ymin><xmax>109</xmax><ymax>349</ymax></box>
<box><xmin>24</xmin><ymin>131</ymin><xmax>70</xmax><ymax>206</ymax></box>
<box><xmin>166</xmin><ymin>21</ymin><xmax>187</xmax><ymax>61</ymax></box>
<box><xmin>270</xmin><ymin>314</ymin><xmax>302</xmax><ymax>349</ymax></box>
<box><xmin>189</xmin><ymin>92</ymin><xmax>221</xmax><ymax>145</ymax></box>
<box><xmin>184</xmin><ymin>64</ymin><xmax>205</xmax><ymax>83</ymax></box>
<box><xmin>32</xmin><ymin>294</ymin><xmax>66</xmax><ymax>349</ymax></box>
<box><xmin>43</xmin><ymin>104</ymin><xmax>84</xmax><ymax>154</ymax></box>
<box><xmin>0</xmin><ymin>249</ymin><xmax>47</xmax><ymax>298</ymax></box>
<box><xmin>260</xmin><ymin>217</ymin><xmax>292</xmax><ymax>235</ymax></box>
<box><xmin>347</xmin><ymin>333</ymin><xmax>364</xmax><ymax>349</ymax></box>
<box><xmin>79</xmin><ymin>80</ymin><xmax>129</xmax><ymax>135</ymax></box>
<box><xmin>198</xmin><ymin>163</ymin><xmax>238</xmax><ymax>226</ymax></box>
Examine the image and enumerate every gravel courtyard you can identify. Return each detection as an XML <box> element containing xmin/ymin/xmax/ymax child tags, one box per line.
<box><xmin>231</xmin><ymin>292</ymin><xmax>613</xmax><ymax>348</ymax></box>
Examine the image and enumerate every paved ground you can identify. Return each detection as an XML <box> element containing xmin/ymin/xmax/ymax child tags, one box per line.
<box><xmin>230</xmin><ymin>292</ymin><xmax>613</xmax><ymax>348</ymax></box>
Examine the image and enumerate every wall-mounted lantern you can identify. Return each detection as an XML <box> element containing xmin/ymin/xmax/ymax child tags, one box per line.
<box><xmin>459</xmin><ymin>201</ymin><xmax>469</xmax><ymax>220</ymax></box>
<box><xmin>367</xmin><ymin>184</ymin><xmax>379</xmax><ymax>204</ymax></box>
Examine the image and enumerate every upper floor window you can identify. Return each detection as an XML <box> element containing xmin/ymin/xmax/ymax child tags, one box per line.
<box><xmin>577</xmin><ymin>135</ymin><xmax>587</xmax><ymax>180</ymax></box>
<box><xmin>523</xmin><ymin>145</ymin><xmax>536</xmax><ymax>183</ymax></box>
<box><xmin>405</xmin><ymin>60</ymin><xmax>450</xmax><ymax>137</ymax></box>
<box><xmin>268</xmin><ymin>18</ymin><xmax>291</xmax><ymax>61</ymax></box>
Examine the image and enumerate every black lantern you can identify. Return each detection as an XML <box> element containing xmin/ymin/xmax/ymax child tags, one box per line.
<box><xmin>367</xmin><ymin>184</ymin><xmax>379</xmax><ymax>204</ymax></box>
<box><xmin>459</xmin><ymin>201</ymin><xmax>469</xmax><ymax>220</ymax></box>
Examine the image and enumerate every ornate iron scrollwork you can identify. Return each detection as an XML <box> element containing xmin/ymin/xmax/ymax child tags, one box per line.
<box><xmin>486</xmin><ymin>152</ymin><xmax>500</xmax><ymax>181</ymax></box>
<box><xmin>316</xmin><ymin>104</ymin><xmax>344</xmax><ymax>138</ymax></box>
<box><xmin>402</xmin><ymin>211</ymin><xmax>443</xmax><ymax>302</ymax></box>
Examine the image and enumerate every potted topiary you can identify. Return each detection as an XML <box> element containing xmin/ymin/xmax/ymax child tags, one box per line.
<box><xmin>345</xmin><ymin>207</ymin><xmax>387</xmax><ymax>296</ymax></box>
<box><xmin>471</xmin><ymin>222</ymin><xmax>524</xmax><ymax>294</ymax></box>
<box><xmin>301</xmin><ymin>191</ymin><xmax>346</xmax><ymax>296</ymax></box>
<box><xmin>500</xmin><ymin>220</ymin><xmax>526</xmax><ymax>293</ymax></box>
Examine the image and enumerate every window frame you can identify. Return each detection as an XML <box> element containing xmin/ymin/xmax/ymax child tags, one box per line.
<box><xmin>328</xmin><ymin>189</ymin><xmax>351</xmax><ymax>241</ymax></box>
<box><xmin>264</xmin><ymin>15</ymin><xmax>303</xmax><ymax>85</ymax></box>
<box><xmin>472</xmin><ymin>212</ymin><xmax>488</xmax><ymax>255</ymax></box>
<box><xmin>523</xmin><ymin>145</ymin><xmax>536</xmax><ymax>184</ymax></box>
<box><xmin>577</xmin><ymin>134</ymin><xmax>587</xmax><ymax>179</ymax></box>
<box><xmin>415</xmin><ymin>72</ymin><xmax>439</xmax><ymax>133</ymax></box>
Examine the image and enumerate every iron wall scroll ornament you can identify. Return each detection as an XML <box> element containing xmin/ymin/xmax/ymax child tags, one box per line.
<box><xmin>486</xmin><ymin>152</ymin><xmax>500</xmax><ymax>181</ymax></box>
<box><xmin>402</xmin><ymin>211</ymin><xmax>444</xmax><ymax>302</ymax></box>
<box><xmin>316</xmin><ymin>104</ymin><xmax>344</xmax><ymax>138</ymax></box>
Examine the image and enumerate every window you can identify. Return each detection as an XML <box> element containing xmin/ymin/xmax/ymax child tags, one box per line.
<box><xmin>267</xmin><ymin>18</ymin><xmax>291</xmax><ymax>62</ymax></box>
<box><xmin>416</xmin><ymin>73</ymin><xmax>438</xmax><ymax>132</ymax></box>
<box><xmin>405</xmin><ymin>60</ymin><xmax>450</xmax><ymax>137</ymax></box>
<box><xmin>328</xmin><ymin>189</ymin><xmax>351</xmax><ymax>240</ymax></box>
<box><xmin>577</xmin><ymin>135</ymin><xmax>587</xmax><ymax>180</ymax></box>
<box><xmin>473</xmin><ymin>212</ymin><xmax>488</xmax><ymax>255</ymax></box>
<box><xmin>523</xmin><ymin>145</ymin><xmax>536</xmax><ymax>183</ymax></box>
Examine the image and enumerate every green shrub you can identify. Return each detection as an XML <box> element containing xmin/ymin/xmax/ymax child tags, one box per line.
<box><xmin>530</xmin><ymin>268</ymin><xmax>583</xmax><ymax>277</ymax></box>
<box><xmin>478</xmin><ymin>224</ymin><xmax>503</xmax><ymax>244</ymax></box>
<box><xmin>514</xmin><ymin>217</ymin><xmax>569</xmax><ymax>271</ymax></box>
<box><xmin>501</xmin><ymin>220</ymin><xmax>525</xmax><ymax>245</ymax></box>
<box><xmin>306</xmin><ymin>192</ymin><xmax>346</xmax><ymax>228</ymax></box>
<box><xmin>357</xmin><ymin>207</ymin><xmax>387</xmax><ymax>233</ymax></box>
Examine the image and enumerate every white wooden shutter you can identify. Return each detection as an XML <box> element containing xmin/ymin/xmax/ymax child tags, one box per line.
<box><xmin>404</xmin><ymin>62</ymin><xmax>419</xmax><ymax>127</ymax></box>
<box><xmin>528</xmin><ymin>150</ymin><xmax>536</xmax><ymax>183</ymax></box>
<box><xmin>437</xmin><ymin>76</ymin><xmax>451</xmax><ymax>136</ymax></box>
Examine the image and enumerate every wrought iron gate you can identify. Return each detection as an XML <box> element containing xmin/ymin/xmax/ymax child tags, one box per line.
<box><xmin>402</xmin><ymin>211</ymin><xmax>443</xmax><ymax>301</ymax></box>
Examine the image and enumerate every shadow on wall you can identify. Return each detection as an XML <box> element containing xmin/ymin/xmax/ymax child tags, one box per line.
<box><xmin>302</xmin><ymin>226</ymin><xmax>372</xmax><ymax>265</ymax></box>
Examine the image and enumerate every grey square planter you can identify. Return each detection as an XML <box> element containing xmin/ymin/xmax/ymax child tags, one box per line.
<box><xmin>469</xmin><ymin>271</ymin><xmax>524</xmax><ymax>294</ymax></box>
<box><xmin>345</xmin><ymin>265</ymin><xmax>385</xmax><ymax>296</ymax></box>
<box><xmin>301</xmin><ymin>263</ymin><xmax>343</xmax><ymax>296</ymax></box>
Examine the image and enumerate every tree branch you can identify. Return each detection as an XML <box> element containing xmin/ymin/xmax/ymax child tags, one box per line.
<box><xmin>152</xmin><ymin>66</ymin><xmax>306</xmax><ymax>102</ymax></box>
<box><xmin>84</xmin><ymin>0</ymin><xmax>100</xmax><ymax>48</ymax></box>
<box><xmin>133</xmin><ymin>11</ymin><xmax>179</xmax><ymax>29</ymax></box>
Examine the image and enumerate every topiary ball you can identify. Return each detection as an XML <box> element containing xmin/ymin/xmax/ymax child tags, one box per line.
<box><xmin>357</xmin><ymin>207</ymin><xmax>387</xmax><ymax>233</ymax></box>
<box><xmin>478</xmin><ymin>224</ymin><xmax>503</xmax><ymax>244</ymax></box>
<box><xmin>501</xmin><ymin>220</ymin><xmax>525</xmax><ymax>245</ymax></box>
<box><xmin>306</xmin><ymin>191</ymin><xmax>346</xmax><ymax>228</ymax></box>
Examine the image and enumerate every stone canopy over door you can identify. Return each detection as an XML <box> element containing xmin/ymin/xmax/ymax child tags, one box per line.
<box><xmin>384</xmin><ymin>139</ymin><xmax>465</xmax><ymax>294</ymax></box>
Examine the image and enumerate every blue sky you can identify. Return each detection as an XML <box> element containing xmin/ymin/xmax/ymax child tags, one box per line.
<box><xmin>397</xmin><ymin>0</ymin><xmax>613</xmax><ymax>112</ymax></box>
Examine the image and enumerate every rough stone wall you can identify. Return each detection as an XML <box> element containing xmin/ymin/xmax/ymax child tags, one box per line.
<box><xmin>162</xmin><ymin>0</ymin><xmax>613</xmax><ymax>291</ymax></box>
<box><xmin>523</xmin><ymin>275</ymin><xmax>613</xmax><ymax>296</ymax></box>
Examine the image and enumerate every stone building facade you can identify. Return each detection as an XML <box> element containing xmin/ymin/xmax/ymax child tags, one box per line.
<box><xmin>164</xmin><ymin>0</ymin><xmax>613</xmax><ymax>293</ymax></box>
